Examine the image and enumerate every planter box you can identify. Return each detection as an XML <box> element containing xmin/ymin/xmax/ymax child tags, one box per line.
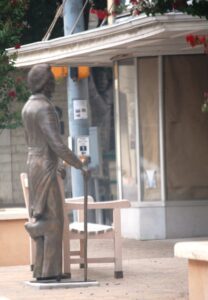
<box><xmin>175</xmin><ymin>241</ymin><xmax>208</xmax><ymax>300</ymax></box>
<box><xmin>0</xmin><ymin>208</ymin><xmax>30</xmax><ymax>266</ymax></box>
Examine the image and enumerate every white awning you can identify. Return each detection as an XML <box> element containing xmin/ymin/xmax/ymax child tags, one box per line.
<box><xmin>7</xmin><ymin>13</ymin><xmax>208</xmax><ymax>68</ymax></box>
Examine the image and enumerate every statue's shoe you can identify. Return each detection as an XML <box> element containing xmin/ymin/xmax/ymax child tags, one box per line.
<box><xmin>36</xmin><ymin>273</ymin><xmax>71</xmax><ymax>282</ymax></box>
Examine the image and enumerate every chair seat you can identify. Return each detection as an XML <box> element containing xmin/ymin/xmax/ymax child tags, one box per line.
<box><xmin>70</xmin><ymin>222</ymin><xmax>113</xmax><ymax>235</ymax></box>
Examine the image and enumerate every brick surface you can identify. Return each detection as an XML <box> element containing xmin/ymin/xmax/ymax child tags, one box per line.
<box><xmin>0</xmin><ymin>79</ymin><xmax>69</xmax><ymax>207</ymax></box>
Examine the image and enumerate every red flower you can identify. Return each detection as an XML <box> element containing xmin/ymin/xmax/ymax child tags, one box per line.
<box><xmin>186</xmin><ymin>34</ymin><xmax>208</xmax><ymax>50</ymax></box>
<box><xmin>172</xmin><ymin>3</ymin><xmax>176</xmax><ymax>9</ymax></box>
<box><xmin>199</xmin><ymin>36</ymin><xmax>206</xmax><ymax>45</ymax></box>
<box><xmin>11</xmin><ymin>0</ymin><xmax>17</xmax><ymax>5</ymax></box>
<box><xmin>204</xmin><ymin>91</ymin><xmax>208</xmax><ymax>98</ymax></box>
<box><xmin>186</xmin><ymin>34</ymin><xmax>194</xmax><ymax>42</ymax></box>
<box><xmin>114</xmin><ymin>0</ymin><xmax>120</xmax><ymax>5</ymax></box>
<box><xmin>15</xmin><ymin>43</ymin><xmax>21</xmax><ymax>49</ymax></box>
<box><xmin>172</xmin><ymin>0</ymin><xmax>186</xmax><ymax>10</ymax></box>
<box><xmin>133</xmin><ymin>8</ymin><xmax>141</xmax><ymax>15</ymax></box>
<box><xmin>16</xmin><ymin>77</ymin><xmax>22</xmax><ymax>83</ymax></box>
<box><xmin>8</xmin><ymin>90</ymin><xmax>16</xmax><ymax>98</ymax></box>
<box><xmin>90</xmin><ymin>8</ymin><xmax>108</xmax><ymax>20</ymax></box>
<box><xmin>186</xmin><ymin>34</ymin><xmax>196</xmax><ymax>47</ymax></box>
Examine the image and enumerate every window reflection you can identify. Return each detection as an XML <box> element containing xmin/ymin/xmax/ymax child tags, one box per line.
<box><xmin>118</xmin><ymin>60</ymin><xmax>138</xmax><ymax>202</ymax></box>
<box><xmin>138</xmin><ymin>57</ymin><xmax>161</xmax><ymax>201</ymax></box>
<box><xmin>164</xmin><ymin>55</ymin><xmax>208</xmax><ymax>200</ymax></box>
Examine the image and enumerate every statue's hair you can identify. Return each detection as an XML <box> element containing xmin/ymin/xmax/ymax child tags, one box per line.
<box><xmin>27</xmin><ymin>64</ymin><xmax>52</xmax><ymax>94</ymax></box>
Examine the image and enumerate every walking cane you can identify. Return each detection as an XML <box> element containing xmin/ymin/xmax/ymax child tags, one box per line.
<box><xmin>83</xmin><ymin>166</ymin><xmax>88</xmax><ymax>282</ymax></box>
<box><xmin>80</xmin><ymin>155</ymin><xmax>90</xmax><ymax>282</ymax></box>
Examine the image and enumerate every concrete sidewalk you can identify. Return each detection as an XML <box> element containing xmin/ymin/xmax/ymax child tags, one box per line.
<box><xmin>0</xmin><ymin>238</ymin><xmax>193</xmax><ymax>300</ymax></box>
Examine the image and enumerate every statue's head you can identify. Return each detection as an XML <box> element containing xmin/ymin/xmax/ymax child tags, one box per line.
<box><xmin>27</xmin><ymin>64</ymin><xmax>55</xmax><ymax>99</ymax></box>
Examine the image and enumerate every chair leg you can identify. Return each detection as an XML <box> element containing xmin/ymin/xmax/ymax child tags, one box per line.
<box><xmin>29</xmin><ymin>238</ymin><xmax>36</xmax><ymax>271</ymax></box>
<box><xmin>79</xmin><ymin>239</ymin><xmax>85</xmax><ymax>269</ymax></box>
<box><xmin>113</xmin><ymin>209</ymin><xmax>123</xmax><ymax>278</ymax></box>
<box><xmin>114</xmin><ymin>271</ymin><xmax>123</xmax><ymax>279</ymax></box>
<box><xmin>63</xmin><ymin>240</ymin><xmax>71</xmax><ymax>278</ymax></box>
<box><xmin>63</xmin><ymin>218</ymin><xmax>71</xmax><ymax>276</ymax></box>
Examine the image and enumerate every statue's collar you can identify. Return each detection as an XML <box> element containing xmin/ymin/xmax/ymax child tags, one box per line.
<box><xmin>30</xmin><ymin>93</ymin><xmax>51</xmax><ymax>102</ymax></box>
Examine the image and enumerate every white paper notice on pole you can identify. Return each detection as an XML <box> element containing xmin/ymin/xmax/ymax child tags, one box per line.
<box><xmin>73</xmin><ymin>100</ymin><xmax>88</xmax><ymax>120</ymax></box>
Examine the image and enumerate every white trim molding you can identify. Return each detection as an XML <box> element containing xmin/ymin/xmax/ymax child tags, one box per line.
<box><xmin>7</xmin><ymin>14</ymin><xmax>208</xmax><ymax>68</ymax></box>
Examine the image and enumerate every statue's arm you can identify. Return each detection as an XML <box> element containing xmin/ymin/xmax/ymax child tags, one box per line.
<box><xmin>37</xmin><ymin>105</ymin><xmax>82</xmax><ymax>169</ymax></box>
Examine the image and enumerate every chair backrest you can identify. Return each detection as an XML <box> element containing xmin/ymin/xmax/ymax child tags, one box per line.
<box><xmin>21</xmin><ymin>172</ymin><xmax>95</xmax><ymax>222</ymax></box>
<box><xmin>65</xmin><ymin>196</ymin><xmax>94</xmax><ymax>204</ymax></box>
<box><xmin>20</xmin><ymin>173</ymin><xmax>30</xmax><ymax>216</ymax></box>
<box><xmin>56</xmin><ymin>175</ymin><xmax>94</xmax><ymax>205</ymax></box>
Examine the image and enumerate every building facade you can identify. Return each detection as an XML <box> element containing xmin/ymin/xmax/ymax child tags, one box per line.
<box><xmin>7</xmin><ymin>14</ymin><xmax>208</xmax><ymax>239</ymax></box>
<box><xmin>116</xmin><ymin>55</ymin><xmax>208</xmax><ymax>239</ymax></box>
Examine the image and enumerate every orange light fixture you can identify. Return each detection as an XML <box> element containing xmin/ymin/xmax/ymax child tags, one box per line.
<box><xmin>78</xmin><ymin>66</ymin><xmax>90</xmax><ymax>80</ymax></box>
<box><xmin>51</xmin><ymin>66</ymin><xmax>68</xmax><ymax>79</ymax></box>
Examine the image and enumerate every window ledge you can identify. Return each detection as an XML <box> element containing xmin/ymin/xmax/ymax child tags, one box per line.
<box><xmin>0</xmin><ymin>208</ymin><xmax>28</xmax><ymax>220</ymax></box>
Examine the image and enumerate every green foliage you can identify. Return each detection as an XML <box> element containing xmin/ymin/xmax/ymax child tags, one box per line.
<box><xmin>91</xmin><ymin>0</ymin><xmax>107</xmax><ymax>10</ymax></box>
<box><xmin>92</xmin><ymin>0</ymin><xmax>208</xmax><ymax>19</ymax></box>
<box><xmin>0</xmin><ymin>0</ymin><xmax>28</xmax><ymax>52</ymax></box>
<box><xmin>0</xmin><ymin>0</ymin><xmax>29</xmax><ymax>129</ymax></box>
<box><xmin>185</xmin><ymin>0</ymin><xmax>208</xmax><ymax>19</ymax></box>
<box><xmin>0</xmin><ymin>0</ymin><xmax>64</xmax><ymax>129</ymax></box>
<box><xmin>129</xmin><ymin>0</ymin><xmax>208</xmax><ymax>19</ymax></box>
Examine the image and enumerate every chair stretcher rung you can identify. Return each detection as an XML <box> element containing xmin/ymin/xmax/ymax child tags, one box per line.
<box><xmin>70</xmin><ymin>257</ymin><xmax>115</xmax><ymax>264</ymax></box>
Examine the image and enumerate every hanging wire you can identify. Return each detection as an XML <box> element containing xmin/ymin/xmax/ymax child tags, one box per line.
<box><xmin>42</xmin><ymin>2</ymin><xmax>65</xmax><ymax>41</ymax></box>
<box><xmin>42</xmin><ymin>0</ymin><xmax>113</xmax><ymax>41</ymax></box>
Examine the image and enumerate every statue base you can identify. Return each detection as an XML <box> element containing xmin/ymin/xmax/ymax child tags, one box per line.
<box><xmin>24</xmin><ymin>279</ymin><xmax>99</xmax><ymax>289</ymax></box>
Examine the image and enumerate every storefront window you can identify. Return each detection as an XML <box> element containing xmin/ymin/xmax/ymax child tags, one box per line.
<box><xmin>164</xmin><ymin>55</ymin><xmax>208</xmax><ymax>200</ymax></box>
<box><xmin>138</xmin><ymin>57</ymin><xmax>161</xmax><ymax>201</ymax></box>
<box><xmin>118</xmin><ymin>59</ymin><xmax>138</xmax><ymax>202</ymax></box>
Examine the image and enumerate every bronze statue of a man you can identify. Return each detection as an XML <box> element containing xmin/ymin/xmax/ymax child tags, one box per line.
<box><xmin>22</xmin><ymin>64</ymin><xmax>83</xmax><ymax>281</ymax></box>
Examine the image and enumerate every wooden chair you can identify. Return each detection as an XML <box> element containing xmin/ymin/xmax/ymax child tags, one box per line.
<box><xmin>20</xmin><ymin>173</ymin><xmax>130</xmax><ymax>278</ymax></box>
<box><xmin>20</xmin><ymin>173</ymin><xmax>36</xmax><ymax>270</ymax></box>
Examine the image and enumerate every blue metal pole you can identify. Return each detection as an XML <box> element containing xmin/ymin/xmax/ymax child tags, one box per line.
<box><xmin>63</xmin><ymin>0</ymin><xmax>90</xmax><ymax>197</ymax></box>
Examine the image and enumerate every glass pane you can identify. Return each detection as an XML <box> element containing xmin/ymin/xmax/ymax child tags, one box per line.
<box><xmin>118</xmin><ymin>59</ymin><xmax>138</xmax><ymax>202</ymax></box>
<box><xmin>138</xmin><ymin>57</ymin><xmax>161</xmax><ymax>201</ymax></box>
<box><xmin>164</xmin><ymin>55</ymin><xmax>208</xmax><ymax>200</ymax></box>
